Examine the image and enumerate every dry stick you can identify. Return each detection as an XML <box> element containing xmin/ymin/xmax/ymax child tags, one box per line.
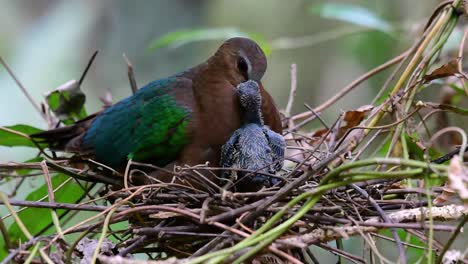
<box><xmin>213</xmin><ymin>225</ymin><xmax>303</xmax><ymax>263</ymax></box>
<box><xmin>118</xmin><ymin>235</ymin><xmax>148</xmax><ymax>257</ymax></box>
<box><xmin>0</xmin><ymin>126</ymin><xmax>53</xmax><ymax>159</ymax></box>
<box><xmin>123</xmin><ymin>159</ymin><xmax>133</xmax><ymax>195</ymax></box>
<box><xmin>44</xmin><ymin>185</ymin><xmax>148</xmax><ymax>251</ymax></box>
<box><xmin>269</xmin><ymin>247</ymin><xmax>304</xmax><ymax>264</ymax></box>
<box><xmin>317</xmin><ymin>242</ymin><xmax>365</xmax><ymax>264</ymax></box>
<box><xmin>119</xmin><ymin>205</ymin><xmax>300</xmax><ymax>262</ymax></box>
<box><xmin>193</xmin><ymin>146</ymin><xmax>349</xmax><ymax>257</ymax></box>
<box><xmin>406</xmin><ymin>229</ymin><xmax>445</xmax><ymax>252</ymax></box>
<box><xmin>0</xmin><ymin>199</ymin><xmax>120</xmax><ymax>212</ymax></box>
<box><xmin>371</xmin><ymin>233</ymin><xmax>427</xmax><ymax>250</ymax></box>
<box><xmin>0</xmin><ymin>236</ymin><xmax>51</xmax><ymax>264</ymax></box>
<box><xmin>291</xmin><ymin>51</ymin><xmax>409</xmax><ymax>122</ymax></box>
<box><xmin>303</xmin><ymin>215</ymin><xmax>453</xmax><ymax>231</ymax></box>
<box><xmin>194</xmin><ymin>173</ymin><xmax>310</xmax><ymax>255</ymax></box>
<box><xmin>0</xmin><ymin>56</ymin><xmax>46</xmax><ymax>120</ymax></box>
<box><xmin>2</xmin><ymin>178</ymin><xmax>74</xmax><ymax>222</ymax></box>
<box><xmin>78</xmin><ymin>50</ymin><xmax>99</xmax><ymax>85</ymax></box>
<box><xmin>333</xmin><ymin>105</ymin><xmax>422</xmax><ymax>152</ymax></box>
<box><xmin>279</xmin><ymin>204</ymin><xmax>466</xmax><ymax>248</ymax></box>
<box><xmin>86</xmin><ymin>158</ymin><xmax>122</xmax><ymax>177</ymax></box>
<box><xmin>289</xmin><ymin>113</ymin><xmax>319</xmax><ymax>132</ymax></box>
<box><xmin>285</xmin><ymin>63</ymin><xmax>297</xmax><ymax>117</ymax></box>
<box><xmin>303</xmin><ymin>103</ymin><xmax>329</xmax><ymax>130</ymax></box>
<box><xmin>7</xmin><ymin>177</ymin><xmax>26</xmax><ymax>197</ymax></box>
<box><xmin>91</xmin><ymin>207</ymin><xmax>118</xmax><ymax>264</ymax></box>
<box><xmin>45</xmin><ymin>160</ymin><xmax>122</xmax><ymax>186</ymax></box>
<box><xmin>208</xmin><ymin>144</ymin><xmax>347</xmax><ymax>224</ymax></box>
<box><xmin>123</xmin><ymin>53</ymin><xmax>138</xmax><ymax>94</ymax></box>
<box><xmin>350</xmin><ymin>184</ymin><xmax>407</xmax><ymax>264</ymax></box>
<box><xmin>40</xmin><ymin>161</ymin><xmax>64</xmax><ymax>238</ymax></box>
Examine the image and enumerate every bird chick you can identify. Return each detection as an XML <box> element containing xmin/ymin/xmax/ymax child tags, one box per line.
<box><xmin>220</xmin><ymin>80</ymin><xmax>285</xmax><ymax>191</ymax></box>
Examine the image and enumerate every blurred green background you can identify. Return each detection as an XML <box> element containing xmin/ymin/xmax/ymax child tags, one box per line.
<box><xmin>4</xmin><ymin>1</ymin><xmax>465</xmax><ymax>262</ymax></box>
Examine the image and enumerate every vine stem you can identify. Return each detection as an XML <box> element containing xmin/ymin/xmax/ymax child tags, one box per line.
<box><xmin>366</xmin><ymin>0</ymin><xmax>460</xmax><ymax>131</ymax></box>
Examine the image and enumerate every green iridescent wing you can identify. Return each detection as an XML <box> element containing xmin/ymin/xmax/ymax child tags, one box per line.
<box><xmin>82</xmin><ymin>77</ymin><xmax>192</xmax><ymax>168</ymax></box>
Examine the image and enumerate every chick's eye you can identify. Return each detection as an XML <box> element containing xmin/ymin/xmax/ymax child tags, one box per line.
<box><xmin>237</xmin><ymin>57</ymin><xmax>249</xmax><ymax>75</ymax></box>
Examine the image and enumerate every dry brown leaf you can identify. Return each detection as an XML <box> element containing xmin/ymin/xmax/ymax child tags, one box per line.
<box><xmin>433</xmin><ymin>185</ymin><xmax>457</xmax><ymax>205</ymax></box>
<box><xmin>309</xmin><ymin>105</ymin><xmax>373</xmax><ymax>143</ymax></box>
<box><xmin>310</xmin><ymin>127</ymin><xmax>328</xmax><ymax>139</ymax></box>
<box><xmin>423</xmin><ymin>59</ymin><xmax>460</xmax><ymax>83</ymax></box>
<box><xmin>342</xmin><ymin>105</ymin><xmax>374</xmax><ymax>126</ymax></box>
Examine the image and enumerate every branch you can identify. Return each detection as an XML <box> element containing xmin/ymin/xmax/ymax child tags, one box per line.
<box><xmin>278</xmin><ymin>204</ymin><xmax>467</xmax><ymax>248</ymax></box>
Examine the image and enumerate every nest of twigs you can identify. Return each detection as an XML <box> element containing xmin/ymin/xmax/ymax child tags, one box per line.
<box><xmin>1</xmin><ymin>1</ymin><xmax>468</xmax><ymax>264</ymax></box>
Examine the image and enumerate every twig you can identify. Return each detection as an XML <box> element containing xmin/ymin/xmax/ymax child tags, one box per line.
<box><xmin>317</xmin><ymin>243</ymin><xmax>365</xmax><ymax>264</ymax></box>
<box><xmin>0</xmin><ymin>236</ymin><xmax>51</xmax><ymax>264</ymax></box>
<box><xmin>2</xmin><ymin>177</ymin><xmax>73</xmax><ymax>221</ymax></box>
<box><xmin>279</xmin><ymin>204</ymin><xmax>467</xmax><ymax>248</ymax></box>
<box><xmin>350</xmin><ymin>184</ymin><xmax>407</xmax><ymax>264</ymax></box>
<box><xmin>285</xmin><ymin>63</ymin><xmax>297</xmax><ymax>117</ymax></box>
<box><xmin>0</xmin><ymin>56</ymin><xmax>46</xmax><ymax>120</ymax></box>
<box><xmin>45</xmin><ymin>160</ymin><xmax>122</xmax><ymax>186</ymax></box>
<box><xmin>123</xmin><ymin>53</ymin><xmax>138</xmax><ymax>94</ymax></box>
<box><xmin>0</xmin><ymin>200</ymin><xmax>120</xmax><ymax>213</ymax></box>
<box><xmin>304</xmin><ymin>103</ymin><xmax>329</xmax><ymax>130</ymax></box>
<box><xmin>91</xmin><ymin>207</ymin><xmax>118</xmax><ymax>264</ymax></box>
<box><xmin>291</xmin><ymin>50</ymin><xmax>409</xmax><ymax>121</ymax></box>
<box><xmin>78</xmin><ymin>50</ymin><xmax>99</xmax><ymax>85</ymax></box>
<box><xmin>41</xmin><ymin>161</ymin><xmax>64</xmax><ymax>238</ymax></box>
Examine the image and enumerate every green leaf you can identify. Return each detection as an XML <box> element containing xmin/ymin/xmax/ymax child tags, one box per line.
<box><xmin>4</xmin><ymin>174</ymin><xmax>86</xmax><ymax>250</ymax></box>
<box><xmin>45</xmin><ymin>80</ymin><xmax>87</xmax><ymax>123</ymax></box>
<box><xmin>379</xmin><ymin>229</ymin><xmax>426</xmax><ymax>262</ymax></box>
<box><xmin>310</xmin><ymin>3</ymin><xmax>392</xmax><ymax>33</ymax></box>
<box><xmin>0</xmin><ymin>124</ymin><xmax>43</xmax><ymax>147</ymax></box>
<box><xmin>405</xmin><ymin>133</ymin><xmax>439</xmax><ymax>162</ymax></box>
<box><xmin>149</xmin><ymin>27</ymin><xmax>272</xmax><ymax>56</ymax></box>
